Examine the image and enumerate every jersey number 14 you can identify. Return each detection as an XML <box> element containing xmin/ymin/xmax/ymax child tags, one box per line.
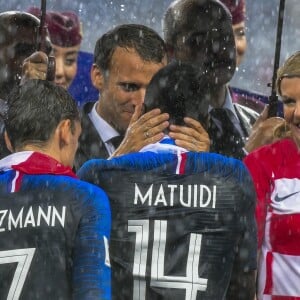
<box><xmin>128</xmin><ymin>219</ymin><xmax>208</xmax><ymax>300</ymax></box>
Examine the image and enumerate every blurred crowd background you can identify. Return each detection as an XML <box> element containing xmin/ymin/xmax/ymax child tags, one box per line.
<box><xmin>1</xmin><ymin>0</ymin><xmax>300</xmax><ymax>96</ymax></box>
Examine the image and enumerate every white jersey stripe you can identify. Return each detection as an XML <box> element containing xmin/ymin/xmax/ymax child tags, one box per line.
<box><xmin>176</xmin><ymin>151</ymin><xmax>182</xmax><ymax>175</ymax></box>
<box><xmin>11</xmin><ymin>171</ymin><xmax>20</xmax><ymax>193</ymax></box>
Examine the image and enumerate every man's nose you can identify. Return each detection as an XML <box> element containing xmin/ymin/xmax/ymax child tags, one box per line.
<box><xmin>294</xmin><ymin>101</ymin><xmax>300</xmax><ymax>116</ymax></box>
<box><xmin>132</xmin><ymin>88</ymin><xmax>146</xmax><ymax>105</ymax></box>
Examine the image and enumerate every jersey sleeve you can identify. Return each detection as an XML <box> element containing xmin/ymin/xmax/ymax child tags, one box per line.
<box><xmin>235</xmin><ymin>163</ymin><xmax>258</xmax><ymax>271</ymax></box>
<box><xmin>77</xmin><ymin>159</ymin><xmax>105</xmax><ymax>186</ymax></box>
<box><xmin>244</xmin><ymin>148</ymin><xmax>271</xmax><ymax>248</ymax></box>
<box><xmin>72</xmin><ymin>185</ymin><xmax>111</xmax><ymax>300</ymax></box>
<box><xmin>227</xmin><ymin>164</ymin><xmax>257</xmax><ymax>297</ymax></box>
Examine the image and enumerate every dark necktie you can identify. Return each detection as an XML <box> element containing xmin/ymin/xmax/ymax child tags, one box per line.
<box><xmin>110</xmin><ymin>135</ymin><xmax>124</xmax><ymax>149</ymax></box>
<box><xmin>209</xmin><ymin>108</ymin><xmax>245</xmax><ymax>159</ymax></box>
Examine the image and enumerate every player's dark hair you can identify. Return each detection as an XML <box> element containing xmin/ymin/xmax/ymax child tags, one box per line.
<box><xmin>144</xmin><ymin>61</ymin><xmax>210</xmax><ymax>130</ymax></box>
<box><xmin>93</xmin><ymin>23</ymin><xmax>166</xmax><ymax>72</ymax></box>
<box><xmin>5</xmin><ymin>79</ymin><xmax>79</xmax><ymax>150</ymax></box>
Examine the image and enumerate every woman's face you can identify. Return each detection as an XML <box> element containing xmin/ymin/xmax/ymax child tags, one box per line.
<box><xmin>232</xmin><ymin>21</ymin><xmax>247</xmax><ymax>67</ymax></box>
<box><xmin>281</xmin><ymin>77</ymin><xmax>300</xmax><ymax>148</ymax></box>
<box><xmin>53</xmin><ymin>44</ymin><xmax>80</xmax><ymax>89</ymax></box>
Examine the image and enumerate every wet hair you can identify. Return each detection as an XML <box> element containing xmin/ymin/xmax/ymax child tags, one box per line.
<box><xmin>93</xmin><ymin>24</ymin><xmax>166</xmax><ymax>72</ymax></box>
<box><xmin>162</xmin><ymin>0</ymin><xmax>232</xmax><ymax>47</ymax></box>
<box><xmin>5</xmin><ymin>79</ymin><xmax>79</xmax><ymax>150</ymax></box>
<box><xmin>144</xmin><ymin>61</ymin><xmax>210</xmax><ymax>130</ymax></box>
<box><xmin>276</xmin><ymin>51</ymin><xmax>300</xmax><ymax>96</ymax></box>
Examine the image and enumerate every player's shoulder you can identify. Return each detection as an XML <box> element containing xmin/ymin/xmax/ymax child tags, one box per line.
<box><xmin>186</xmin><ymin>151</ymin><xmax>248</xmax><ymax>175</ymax></box>
<box><xmin>48</xmin><ymin>174</ymin><xmax>110</xmax><ymax>210</ymax></box>
<box><xmin>78</xmin><ymin>151</ymin><xmax>249</xmax><ymax>179</ymax></box>
<box><xmin>78</xmin><ymin>152</ymin><xmax>176</xmax><ymax>175</ymax></box>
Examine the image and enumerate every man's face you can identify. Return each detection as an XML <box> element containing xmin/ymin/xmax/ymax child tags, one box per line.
<box><xmin>172</xmin><ymin>6</ymin><xmax>236</xmax><ymax>86</ymax></box>
<box><xmin>0</xmin><ymin>15</ymin><xmax>51</xmax><ymax>99</ymax></box>
<box><xmin>97</xmin><ymin>47</ymin><xmax>167</xmax><ymax>133</ymax></box>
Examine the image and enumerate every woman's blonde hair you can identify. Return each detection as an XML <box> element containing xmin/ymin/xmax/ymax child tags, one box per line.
<box><xmin>273</xmin><ymin>120</ymin><xmax>291</xmax><ymax>140</ymax></box>
<box><xmin>276</xmin><ymin>51</ymin><xmax>300</xmax><ymax>96</ymax></box>
<box><xmin>275</xmin><ymin>51</ymin><xmax>300</xmax><ymax>140</ymax></box>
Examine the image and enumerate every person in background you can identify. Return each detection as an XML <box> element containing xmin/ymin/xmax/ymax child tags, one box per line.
<box><xmin>219</xmin><ymin>0</ymin><xmax>285</xmax><ymax>152</ymax></box>
<box><xmin>162</xmin><ymin>0</ymin><xmax>259</xmax><ymax>159</ymax></box>
<box><xmin>27</xmin><ymin>7</ymin><xmax>82</xmax><ymax>90</ymax></box>
<box><xmin>0</xmin><ymin>11</ymin><xmax>52</xmax><ymax>158</ymax></box>
<box><xmin>0</xmin><ymin>11</ymin><xmax>51</xmax><ymax>101</ymax></box>
<box><xmin>74</xmin><ymin>23</ymin><xmax>210</xmax><ymax>169</ymax></box>
<box><xmin>220</xmin><ymin>0</ymin><xmax>268</xmax><ymax>114</ymax></box>
<box><xmin>221</xmin><ymin>0</ymin><xmax>247</xmax><ymax>67</ymax></box>
<box><xmin>0</xmin><ymin>79</ymin><xmax>111</xmax><ymax>299</ymax></box>
<box><xmin>78</xmin><ymin>61</ymin><xmax>257</xmax><ymax>300</ymax></box>
<box><xmin>244</xmin><ymin>51</ymin><xmax>300</xmax><ymax>299</ymax></box>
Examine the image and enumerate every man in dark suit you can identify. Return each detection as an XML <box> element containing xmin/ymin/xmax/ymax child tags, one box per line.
<box><xmin>162</xmin><ymin>0</ymin><xmax>259</xmax><ymax>159</ymax></box>
<box><xmin>0</xmin><ymin>11</ymin><xmax>52</xmax><ymax>159</ymax></box>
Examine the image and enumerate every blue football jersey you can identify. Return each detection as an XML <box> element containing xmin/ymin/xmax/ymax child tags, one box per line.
<box><xmin>78</xmin><ymin>149</ymin><xmax>257</xmax><ymax>300</ymax></box>
<box><xmin>0</xmin><ymin>151</ymin><xmax>111</xmax><ymax>300</ymax></box>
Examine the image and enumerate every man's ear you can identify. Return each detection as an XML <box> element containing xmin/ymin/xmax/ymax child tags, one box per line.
<box><xmin>56</xmin><ymin>119</ymin><xmax>72</xmax><ymax>149</ymax></box>
<box><xmin>4</xmin><ymin>131</ymin><xmax>13</xmax><ymax>153</ymax></box>
<box><xmin>91</xmin><ymin>63</ymin><xmax>104</xmax><ymax>91</ymax></box>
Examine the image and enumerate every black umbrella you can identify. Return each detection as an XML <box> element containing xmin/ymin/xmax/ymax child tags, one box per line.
<box><xmin>36</xmin><ymin>0</ymin><xmax>56</xmax><ymax>81</ymax></box>
<box><xmin>268</xmin><ymin>0</ymin><xmax>286</xmax><ymax>117</ymax></box>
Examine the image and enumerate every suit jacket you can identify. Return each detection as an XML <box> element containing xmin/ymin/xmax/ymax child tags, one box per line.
<box><xmin>234</xmin><ymin>102</ymin><xmax>259</xmax><ymax>136</ymax></box>
<box><xmin>74</xmin><ymin>101</ymin><xmax>110</xmax><ymax>170</ymax></box>
<box><xmin>208</xmin><ymin>92</ymin><xmax>260</xmax><ymax>160</ymax></box>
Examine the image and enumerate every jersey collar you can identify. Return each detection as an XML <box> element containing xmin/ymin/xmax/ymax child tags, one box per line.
<box><xmin>0</xmin><ymin>151</ymin><xmax>77</xmax><ymax>178</ymax></box>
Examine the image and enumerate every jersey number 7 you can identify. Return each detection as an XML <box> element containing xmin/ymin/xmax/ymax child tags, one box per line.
<box><xmin>128</xmin><ymin>219</ymin><xmax>208</xmax><ymax>300</ymax></box>
<box><xmin>0</xmin><ymin>248</ymin><xmax>35</xmax><ymax>300</ymax></box>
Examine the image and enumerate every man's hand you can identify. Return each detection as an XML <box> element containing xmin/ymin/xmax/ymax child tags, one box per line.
<box><xmin>109</xmin><ymin>105</ymin><xmax>169</xmax><ymax>158</ymax></box>
<box><xmin>245</xmin><ymin>105</ymin><xmax>285</xmax><ymax>153</ymax></box>
<box><xmin>169</xmin><ymin>117</ymin><xmax>210</xmax><ymax>152</ymax></box>
<box><xmin>20</xmin><ymin>51</ymin><xmax>48</xmax><ymax>85</ymax></box>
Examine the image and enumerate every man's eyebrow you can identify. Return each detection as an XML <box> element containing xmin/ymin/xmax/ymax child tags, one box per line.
<box><xmin>117</xmin><ymin>82</ymin><xmax>139</xmax><ymax>86</ymax></box>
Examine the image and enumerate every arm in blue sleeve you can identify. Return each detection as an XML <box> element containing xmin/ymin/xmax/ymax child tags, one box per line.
<box><xmin>72</xmin><ymin>186</ymin><xmax>111</xmax><ymax>300</ymax></box>
<box><xmin>226</xmin><ymin>166</ymin><xmax>257</xmax><ymax>300</ymax></box>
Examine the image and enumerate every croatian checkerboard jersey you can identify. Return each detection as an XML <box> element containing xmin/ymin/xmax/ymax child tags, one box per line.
<box><xmin>244</xmin><ymin>138</ymin><xmax>300</xmax><ymax>300</ymax></box>
<box><xmin>78</xmin><ymin>139</ymin><xmax>257</xmax><ymax>300</ymax></box>
<box><xmin>0</xmin><ymin>151</ymin><xmax>111</xmax><ymax>300</ymax></box>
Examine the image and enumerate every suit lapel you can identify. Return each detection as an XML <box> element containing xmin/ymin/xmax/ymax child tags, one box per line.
<box><xmin>75</xmin><ymin>102</ymin><xmax>110</xmax><ymax>170</ymax></box>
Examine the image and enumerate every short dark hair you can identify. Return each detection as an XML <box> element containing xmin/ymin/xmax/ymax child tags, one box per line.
<box><xmin>163</xmin><ymin>0</ymin><xmax>232</xmax><ymax>47</ymax></box>
<box><xmin>144</xmin><ymin>61</ymin><xmax>210</xmax><ymax>129</ymax></box>
<box><xmin>5</xmin><ymin>79</ymin><xmax>80</xmax><ymax>150</ymax></box>
<box><xmin>93</xmin><ymin>24</ymin><xmax>166</xmax><ymax>72</ymax></box>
